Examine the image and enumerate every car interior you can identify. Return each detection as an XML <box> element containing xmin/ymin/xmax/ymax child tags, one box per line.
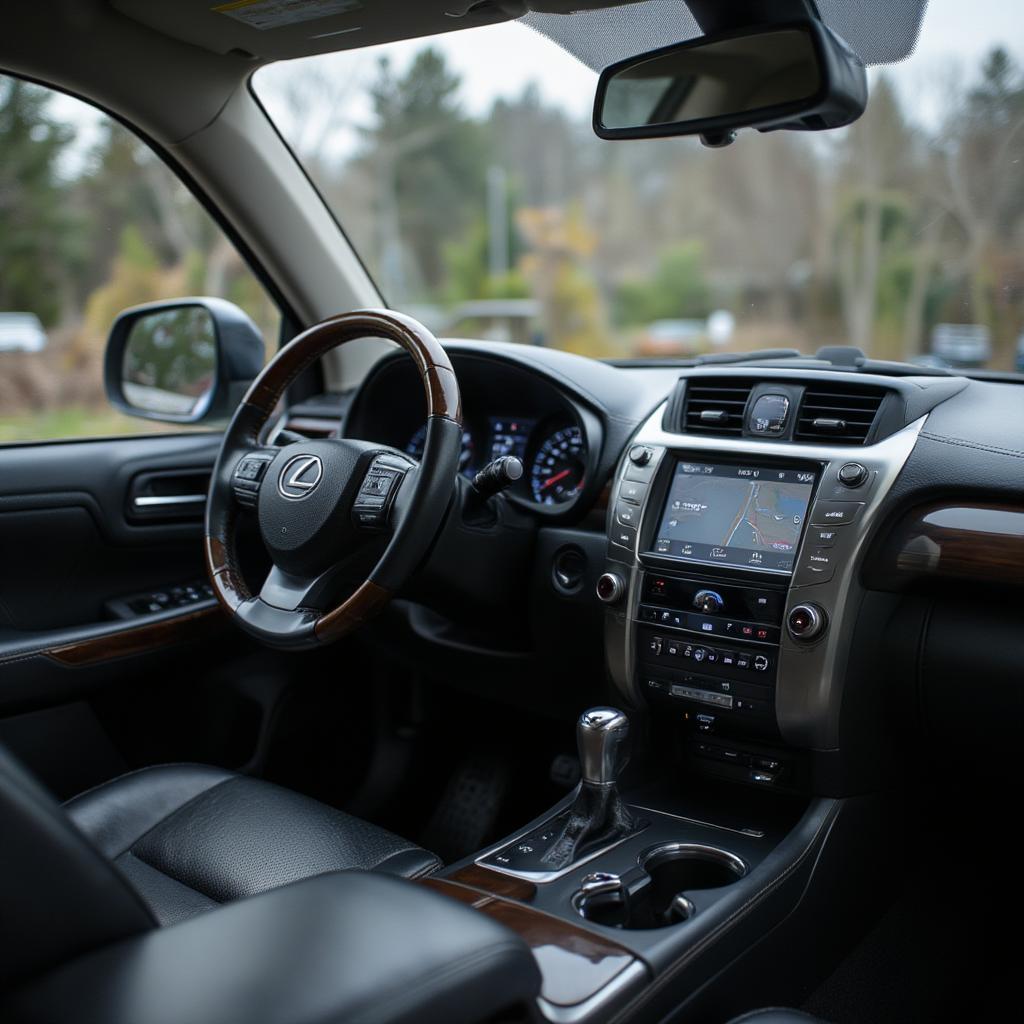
<box><xmin>1</xmin><ymin>1</ymin><xmax>1022</xmax><ymax>1023</ymax></box>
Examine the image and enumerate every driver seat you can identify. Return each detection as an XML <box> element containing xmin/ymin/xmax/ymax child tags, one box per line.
<box><xmin>61</xmin><ymin>761</ymin><xmax>442</xmax><ymax>925</ymax></box>
<box><xmin>0</xmin><ymin>744</ymin><xmax>441</xmax><ymax>981</ymax></box>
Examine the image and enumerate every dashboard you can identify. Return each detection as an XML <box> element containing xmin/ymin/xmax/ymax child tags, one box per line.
<box><xmin>331</xmin><ymin>336</ymin><xmax>1024</xmax><ymax>796</ymax></box>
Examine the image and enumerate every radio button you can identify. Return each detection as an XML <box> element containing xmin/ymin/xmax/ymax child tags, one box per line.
<box><xmin>614</xmin><ymin>501</ymin><xmax>639</xmax><ymax>527</ymax></box>
<box><xmin>810</xmin><ymin>501</ymin><xmax>864</xmax><ymax>526</ymax></box>
<box><xmin>810</xmin><ymin>526</ymin><xmax>842</xmax><ymax>547</ymax></box>
<box><xmin>736</xmin><ymin>653</ymin><xmax>751</xmax><ymax>670</ymax></box>
<box><xmin>795</xmin><ymin>548</ymin><xmax>837</xmax><ymax>585</ymax></box>
<box><xmin>610</xmin><ymin>524</ymin><xmax>637</xmax><ymax>550</ymax></box>
<box><xmin>618</xmin><ymin>480</ymin><xmax>648</xmax><ymax>505</ymax></box>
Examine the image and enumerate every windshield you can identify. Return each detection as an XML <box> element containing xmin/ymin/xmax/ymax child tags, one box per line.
<box><xmin>254</xmin><ymin>0</ymin><xmax>1024</xmax><ymax>373</ymax></box>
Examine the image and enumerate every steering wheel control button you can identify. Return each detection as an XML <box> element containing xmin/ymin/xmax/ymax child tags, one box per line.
<box><xmin>810</xmin><ymin>500</ymin><xmax>864</xmax><ymax>526</ymax></box>
<box><xmin>837</xmin><ymin>462</ymin><xmax>868</xmax><ymax>488</ymax></box>
<box><xmin>596</xmin><ymin>572</ymin><xmax>626</xmax><ymax>604</ymax></box>
<box><xmin>233</xmin><ymin>453</ymin><xmax>275</xmax><ymax>507</ymax></box>
<box><xmin>693</xmin><ymin>589</ymin><xmax>724</xmax><ymax>614</ymax></box>
<box><xmin>352</xmin><ymin>458</ymin><xmax>407</xmax><ymax>531</ymax></box>
<box><xmin>787</xmin><ymin>603</ymin><xmax>827</xmax><ymax>642</ymax></box>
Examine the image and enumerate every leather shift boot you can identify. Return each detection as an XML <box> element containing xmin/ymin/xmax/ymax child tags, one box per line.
<box><xmin>539</xmin><ymin>782</ymin><xmax>639</xmax><ymax>870</ymax></box>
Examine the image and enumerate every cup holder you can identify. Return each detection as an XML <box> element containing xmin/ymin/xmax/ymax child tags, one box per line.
<box><xmin>573</xmin><ymin>844</ymin><xmax>746</xmax><ymax>930</ymax></box>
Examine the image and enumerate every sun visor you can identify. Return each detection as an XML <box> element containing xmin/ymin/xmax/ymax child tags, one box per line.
<box><xmin>523</xmin><ymin>0</ymin><xmax>929</xmax><ymax>72</ymax></box>
<box><xmin>109</xmin><ymin>0</ymin><xmax>642</xmax><ymax>60</ymax></box>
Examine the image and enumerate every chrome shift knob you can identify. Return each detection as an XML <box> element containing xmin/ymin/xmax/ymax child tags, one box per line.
<box><xmin>577</xmin><ymin>707</ymin><xmax>630</xmax><ymax>786</ymax></box>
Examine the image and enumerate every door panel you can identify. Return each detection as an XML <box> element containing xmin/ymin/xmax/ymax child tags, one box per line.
<box><xmin>0</xmin><ymin>433</ymin><xmax>225</xmax><ymax>707</ymax></box>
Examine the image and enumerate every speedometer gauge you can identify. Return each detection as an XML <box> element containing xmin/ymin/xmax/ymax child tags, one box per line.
<box><xmin>530</xmin><ymin>426</ymin><xmax>586</xmax><ymax>504</ymax></box>
<box><xmin>406</xmin><ymin>424</ymin><xmax>475</xmax><ymax>476</ymax></box>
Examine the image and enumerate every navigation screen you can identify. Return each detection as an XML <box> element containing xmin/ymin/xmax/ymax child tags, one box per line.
<box><xmin>651</xmin><ymin>462</ymin><xmax>816</xmax><ymax>573</ymax></box>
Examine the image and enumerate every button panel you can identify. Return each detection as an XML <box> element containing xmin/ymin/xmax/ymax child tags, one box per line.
<box><xmin>809</xmin><ymin>500</ymin><xmax>864</xmax><ymax>526</ymax></box>
<box><xmin>638</xmin><ymin>604</ymin><xmax>779</xmax><ymax>644</ymax></box>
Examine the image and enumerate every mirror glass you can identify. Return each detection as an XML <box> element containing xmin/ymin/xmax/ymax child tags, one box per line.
<box><xmin>121</xmin><ymin>306</ymin><xmax>217</xmax><ymax>418</ymax></box>
<box><xmin>598</xmin><ymin>28</ymin><xmax>820</xmax><ymax>131</ymax></box>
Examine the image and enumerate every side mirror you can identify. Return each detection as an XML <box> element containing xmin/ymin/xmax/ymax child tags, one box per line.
<box><xmin>104</xmin><ymin>298</ymin><xmax>265</xmax><ymax>424</ymax></box>
<box><xmin>593</xmin><ymin>21</ymin><xmax>867</xmax><ymax>146</ymax></box>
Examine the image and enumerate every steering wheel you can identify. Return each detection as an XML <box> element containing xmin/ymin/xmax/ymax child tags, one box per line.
<box><xmin>204</xmin><ymin>309</ymin><xmax>462</xmax><ymax>649</ymax></box>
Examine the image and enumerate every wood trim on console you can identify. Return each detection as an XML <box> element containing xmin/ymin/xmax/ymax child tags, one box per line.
<box><xmin>421</xmin><ymin>878</ymin><xmax>641</xmax><ymax>1010</ymax></box>
<box><xmin>45</xmin><ymin>606</ymin><xmax>222</xmax><ymax>667</ymax></box>
<box><xmin>445</xmin><ymin>863</ymin><xmax>538</xmax><ymax>902</ymax></box>
<box><xmin>891</xmin><ymin>502</ymin><xmax>1024</xmax><ymax>585</ymax></box>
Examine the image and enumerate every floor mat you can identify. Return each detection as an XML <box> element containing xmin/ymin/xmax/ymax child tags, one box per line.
<box><xmin>419</xmin><ymin>755</ymin><xmax>510</xmax><ymax>864</ymax></box>
<box><xmin>803</xmin><ymin>852</ymin><xmax>1019</xmax><ymax>1023</ymax></box>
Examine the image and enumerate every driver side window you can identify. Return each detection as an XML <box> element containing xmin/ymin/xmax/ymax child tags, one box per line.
<box><xmin>0</xmin><ymin>75</ymin><xmax>280</xmax><ymax>444</ymax></box>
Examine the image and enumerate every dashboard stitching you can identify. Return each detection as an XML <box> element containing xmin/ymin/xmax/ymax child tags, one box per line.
<box><xmin>918</xmin><ymin>432</ymin><xmax>1024</xmax><ymax>459</ymax></box>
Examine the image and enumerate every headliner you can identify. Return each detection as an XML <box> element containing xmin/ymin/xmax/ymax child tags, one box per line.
<box><xmin>111</xmin><ymin>0</ymin><xmax>927</xmax><ymax>68</ymax></box>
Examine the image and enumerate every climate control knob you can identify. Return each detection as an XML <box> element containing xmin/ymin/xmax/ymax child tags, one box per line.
<box><xmin>596</xmin><ymin>573</ymin><xmax>626</xmax><ymax>605</ymax></box>
<box><xmin>693</xmin><ymin>589</ymin><xmax>724</xmax><ymax>614</ymax></box>
<box><xmin>787</xmin><ymin>603</ymin><xmax>827</xmax><ymax>642</ymax></box>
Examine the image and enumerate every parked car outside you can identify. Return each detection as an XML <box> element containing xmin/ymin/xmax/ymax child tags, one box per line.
<box><xmin>0</xmin><ymin>312</ymin><xmax>47</xmax><ymax>352</ymax></box>
<box><xmin>930</xmin><ymin>323</ymin><xmax>992</xmax><ymax>367</ymax></box>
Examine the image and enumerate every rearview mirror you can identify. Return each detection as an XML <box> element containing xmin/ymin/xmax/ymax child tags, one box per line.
<box><xmin>593</xmin><ymin>21</ymin><xmax>866</xmax><ymax>146</ymax></box>
<box><xmin>104</xmin><ymin>298</ymin><xmax>265</xmax><ymax>424</ymax></box>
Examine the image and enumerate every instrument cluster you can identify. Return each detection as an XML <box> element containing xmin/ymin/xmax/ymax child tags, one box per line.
<box><xmin>405</xmin><ymin>415</ymin><xmax>587</xmax><ymax>506</ymax></box>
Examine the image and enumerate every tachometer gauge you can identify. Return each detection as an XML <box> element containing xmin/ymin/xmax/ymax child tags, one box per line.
<box><xmin>530</xmin><ymin>426</ymin><xmax>586</xmax><ymax>504</ymax></box>
<box><xmin>406</xmin><ymin>424</ymin><xmax>475</xmax><ymax>476</ymax></box>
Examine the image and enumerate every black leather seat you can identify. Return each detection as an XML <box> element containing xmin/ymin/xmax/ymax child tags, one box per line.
<box><xmin>0</xmin><ymin>747</ymin><xmax>540</xmax><ymax>1023</ymax></box>
<box><xmin>63</xmin><ymin>763</ymin><xmax>441</xmax><ymax>925</ymax></box>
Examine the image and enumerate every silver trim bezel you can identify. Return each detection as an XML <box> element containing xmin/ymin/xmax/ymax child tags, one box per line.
<box><xmin>605</xmin><ymin>404</ymin><xmax>926</xmax><ymax>748</ymax></box>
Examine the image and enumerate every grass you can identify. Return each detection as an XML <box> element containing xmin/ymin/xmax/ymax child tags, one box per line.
<box><xmin>0</xmin><ymin>406</ymin><xmax>191</xmax><ymax>444</ymax></box>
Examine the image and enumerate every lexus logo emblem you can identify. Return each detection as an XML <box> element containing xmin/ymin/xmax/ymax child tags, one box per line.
<box><xmin>278</xmin><ymin>454</ymin><xmax>323</xmax><ymax>500</ymax></box>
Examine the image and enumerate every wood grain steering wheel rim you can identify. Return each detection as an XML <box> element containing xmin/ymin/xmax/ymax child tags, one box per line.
<box><xmin>204</xmin><ymin>309</ymin><xmax>462</xmax><ymax>648</ymax></box>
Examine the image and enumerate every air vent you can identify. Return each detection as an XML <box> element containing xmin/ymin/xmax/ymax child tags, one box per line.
<box><xmin>681</xmin><ymin>379</ymin><xmax>754</xmax><ymax>436</ymax></box>
<box><xmin>794</xmin><ymin>384</ymin><xmax>886</xmax><ymax>445</ymax></box>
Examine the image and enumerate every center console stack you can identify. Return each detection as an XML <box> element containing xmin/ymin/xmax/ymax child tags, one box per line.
<box><xmin>431</xmin><ymin>372</ymin><xmax>937</xmax><ymax>1022</ymax></box>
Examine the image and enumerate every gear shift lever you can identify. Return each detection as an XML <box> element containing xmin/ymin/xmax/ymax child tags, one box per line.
<box><xmin>577</xmin><ymin>707</ymin><xmax>630</xmax><ymax>786</ymax></box>
<box><xmin>540</xmin><ymin>707</ymin><xmax>640</xmax><ymax>870</ymax></box>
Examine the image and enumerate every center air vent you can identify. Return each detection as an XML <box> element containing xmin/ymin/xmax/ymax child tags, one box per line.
<box><xmin>793</xmin><ymin>384</ymin><xmax>886</xmax><ymax>445</ymax></box>
<box><xmin>681</xmin><ymin>379</ymin><xmax>754</xmax><ymax>436</ymax></box>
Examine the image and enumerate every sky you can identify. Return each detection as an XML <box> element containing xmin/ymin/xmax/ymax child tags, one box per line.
<box><xmin>44</xmin><ymin>0</ymin><xmax>1024</xmax><ymax>169</ymax></box>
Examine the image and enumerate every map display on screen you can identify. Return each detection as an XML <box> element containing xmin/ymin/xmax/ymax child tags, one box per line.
<box><xmin>651</xmin><ymin>462</ymin><xmax>816</xmax><ymax>573</ymax></box>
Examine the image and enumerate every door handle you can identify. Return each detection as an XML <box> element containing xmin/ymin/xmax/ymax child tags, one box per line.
<box><xmin>132</xmin><ymin>494</ymin><xmax>206</xmax><ymax>509</ymax></box>
<box><xmin>127</xmin><ymin>468</ymin><xmax>211</xmax><ymax>521</ymax></box>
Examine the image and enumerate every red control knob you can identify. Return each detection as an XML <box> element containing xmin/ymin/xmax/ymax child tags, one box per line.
<box><xmin>787</xmin><ymin>603</ymin><xmax>826</xmax><ymax>642</ymax></box>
